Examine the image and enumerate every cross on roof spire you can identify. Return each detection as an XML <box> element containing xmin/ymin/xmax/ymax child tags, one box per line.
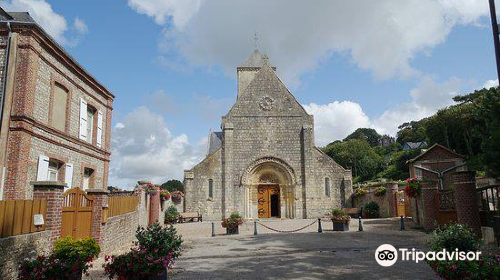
<box><xmin>254</xmin><ymin>32</ymin><xmax>259</xmax><ymax>49</ymax></box>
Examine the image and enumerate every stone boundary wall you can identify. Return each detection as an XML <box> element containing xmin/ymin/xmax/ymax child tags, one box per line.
<box><xmin>352</xmin><ymin>183</ymin><xmax>403</xmax><ymax>218</ymax></box>
<box><xmin>102</xmin><ymin>211</ymin><xmax>138</xmax><ymax>256</ymax></box>
<box><xmin>0</xmin><ymin>230</ymin><xmax>51</xmax><ymax>280</ymax></box>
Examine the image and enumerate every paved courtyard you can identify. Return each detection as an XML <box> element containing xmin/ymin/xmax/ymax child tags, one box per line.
<box><xmin>168</xmin><ymin>218</ymin><xmax>439</xmax><ymax>280</ymax></box>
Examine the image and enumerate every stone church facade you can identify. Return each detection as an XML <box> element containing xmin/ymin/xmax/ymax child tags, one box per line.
<box><xmin>184</xmin><ymin>49</ymin><xmax>352</xmax><ymax>220</ymax></box>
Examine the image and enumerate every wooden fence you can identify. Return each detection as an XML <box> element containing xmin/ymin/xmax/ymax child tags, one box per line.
<box><xmin>107</xmin><ymin>195</ymin><xmax>139</xmax><ymax>219</ymax></box>
<box><xmin>0</xmin><ymin>199</ymin><xmax>47</xmax><ymax>238</ymax></box>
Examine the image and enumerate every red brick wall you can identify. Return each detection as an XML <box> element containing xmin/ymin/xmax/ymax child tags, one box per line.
<box><xmin>452</xmin><ymin>171</ymin><xmax>481</xmax><ymax>236</ymax></box>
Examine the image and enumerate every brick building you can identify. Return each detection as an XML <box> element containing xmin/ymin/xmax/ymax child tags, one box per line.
<box><xmin>0</xmin><ymin>9</ymin><xmax>113</xmax><ymax>199</ymax></box>
<box><xmin>408</xmin><ymin>143</ymin><xmax>467</xmax><ymax>190</ymax></box>
<box><xmin>184</xmin><ymin>49</ymin><xmax>353</xmax><ymax>220</ymax></box>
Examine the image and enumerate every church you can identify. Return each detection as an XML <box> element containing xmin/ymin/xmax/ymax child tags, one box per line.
<box><xmin>184</xmin><ymin>49</ymin><xmax>353</xmax><ymax>220</ymax></box>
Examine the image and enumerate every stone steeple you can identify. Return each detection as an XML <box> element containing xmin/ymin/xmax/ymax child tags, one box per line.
<box><xmin>237</xmin><ymin>49</ymin><xmax>276</xmax><ymax>97</ymax></box>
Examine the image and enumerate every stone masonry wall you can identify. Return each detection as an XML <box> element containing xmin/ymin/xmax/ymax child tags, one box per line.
<box><xmin>102</xmin><ymin>211</ymin><xmax>138</xmax><ymax>256</ymax></box>
<box><xmin>0</xmin><ymin>231</ymin><xmax>51</xmax><ymax>280</ymax></box>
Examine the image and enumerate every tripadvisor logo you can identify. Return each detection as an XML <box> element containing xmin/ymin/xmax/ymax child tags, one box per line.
<box><xmin>375</xmin><ymin>244</ymin><xmax>481</xmax><ymax>267</ymax></box>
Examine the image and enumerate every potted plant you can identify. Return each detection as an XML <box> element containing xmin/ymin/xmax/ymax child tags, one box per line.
<box><xmin>160</xmin><ymin>191</ymin><xmax>171</xmax><ymax>202</ymax></box>
<box><xmin>405</xmin><ymin>177</ymin><xmax>421</xmax><ymax>198</ymax></box>
<box><xmin>104</xmin><ymin>223</ymin><xmax>182</xmax><ymax>280</ymax></box>
<box><xmin>330</xmin><ymin>209</ymin><xmax>351</xmax><ymax>231</ymax></box>
<box><xmin>221</xmin><ymin>212</ymin><xmax>244</xmax><ymax>235</ymax></box>
<box><xmin>354</xmin><ymin>188</ymin><xmax>368</xmax><ymax>196</ymax></box>
<box><xmin>363</xmin><ymin>201</ymin><xmax>380</xmax><ymax>218</ymax></box>
<box><xmin>164</xmin><ymin>205</ymin><xmax>179</xmax><ymax>224</ymax></box>
<box><xmin>19</xmin><ymin>237</ymin><xmax>100</xmax><ymax>280</ymax></box>
<box><xmin>144</xmin><ymin>183</ymin><xmax>159</xmax><ymax>195</ymax></box>
<box><xmin>374</xmin><ymin>186</ymin><xmax>387</xmax><ymax>197</ymax></box>
<box><xmin>171</xmin><ymin>190</ymin><xmax>184</xmax><ymax>204</ymax></box>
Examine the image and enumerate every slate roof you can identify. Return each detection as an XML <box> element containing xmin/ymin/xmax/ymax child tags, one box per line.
<box><xmin>407</xmin><ymin>143</ymin><xmax>465</xmax><ymax>163</ymax></box>
<box><xmin>403</xmin><ymin>141</ymin><xmax>428</xmax><ymax>150</ymax></box>
<box><xmin>208</xmin><ymin>131</ymin><xmax>223</xmax><ymax>155</ymax></box>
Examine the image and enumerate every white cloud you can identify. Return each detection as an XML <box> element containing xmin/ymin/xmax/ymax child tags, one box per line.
<box><xmin>73</xmin><ymin>17</ymin><xmax>88</xmax><ymax>35</ymax></box>
<box><xmin>482</xmin><ymin>79</ymin><xmax>498</xmax><ymax>89</ymax></box>
<box><xmin>303</xmin><ymin>101</ymin><xmax>371</xmax><ymax>146</ymax></box>
<box><xmin>306</xmin><ymin>76</ymin><xmax>466</xmax><ymax>145</ymax></box>
<box><xmin>1</xmin><ymin>0</ymin><xmax>88</xmax><ymax>46</ymax></box>
<box><xmin>129</xmin><ymin>0</ymin><xmax>490</xmax><ymax>86</ymax></box>
<box><xmin>109</xmin><ymin>107</ymin><xmax>204</xmax><ymax>189</ymax></box>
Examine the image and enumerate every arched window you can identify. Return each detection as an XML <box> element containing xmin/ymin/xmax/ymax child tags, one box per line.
<box><xmin>325</xmin><ymin>178</ymin><xmax>331</xmax><ymax>197</ymax></box>
<box><xmin>208</xmin><ymin>179</ymin><xmax>213</xmax><ymax>198</ymax></box>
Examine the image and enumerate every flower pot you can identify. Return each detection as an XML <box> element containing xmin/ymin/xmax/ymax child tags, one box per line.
<box><xmin>226</xmin><ymin>226</ymin><xmax>239</xmax><ymax>235</ymax></box>
<box><xmin>147</xmin><ymin>269</ymin><xmax>168</xmax><ymax>280</ymax></box>
<box><xmin>332</xmin><ymin>221</ymin><xmax>349</xmax><ymax>231</ymax></box>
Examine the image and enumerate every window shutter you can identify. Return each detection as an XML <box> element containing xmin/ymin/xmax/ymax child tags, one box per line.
<box><xmin>36</xmin><ymin>155</ymin><xmax>49</xmax><ymax>181</ymax></box>
<box><xmin>64</xmin><ymin>163</ymin><xmax>73</xmax><ymax>189</ymax></box>
<box><xmin>79</xmin><ymin>98</ymin><xmax>88</xmax><ymax>141</ymax></box>
<box><xmin>96</xmin><ymin>111</ymin><xmax>103</xmax><ymax>148</ymax></box>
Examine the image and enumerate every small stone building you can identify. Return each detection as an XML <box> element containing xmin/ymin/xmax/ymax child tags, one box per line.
<box><xmin>184</xmin><ymin>49</ymin><xmax>353</xmax><ymax>220</ymax></box>
<box><xmin>408</xmin><ymin>143</ymin><xmax>467</xmax><ymax>190</ymax></box>
<box><xmin>0</xmin><ymin>9</ymin><xmax>114</xmax><ymax>199</ymax></box>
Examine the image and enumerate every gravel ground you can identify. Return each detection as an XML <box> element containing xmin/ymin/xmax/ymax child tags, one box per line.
<box><xmin>86</xmin><ymin>218</ymin><xmax>439</xmax><ymax>280</ymax></box>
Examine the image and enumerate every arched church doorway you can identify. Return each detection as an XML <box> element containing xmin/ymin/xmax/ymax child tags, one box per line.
<box><xmin>241</xmin><ymin>157</ymin><xmax>297</xmax><ymax>219</ymax></box>
<box><xmin>258</xmin><ymin>185</ymin><xmax>280</xmax><ymax>218</ymax></box>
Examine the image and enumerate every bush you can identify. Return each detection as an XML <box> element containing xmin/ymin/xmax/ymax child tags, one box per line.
<box><xmin>374</xmin><ymin>186</ymin><xmax>387</xmax><ymax>197</ymax></box>
<box><xmin>428</xmin><ymin>224</ymin><xmax>481</xmax><ymax>252</ymax></box>
<box><xmin>355</xmin><ymin>188</ymin><xmax>368</xmax><ymax>196</ymax></box>
<box><xmin>427</xmin><ymin>224</ymin><xmax>498</xmax><ymax>280</ymax></box>
<box><xmin>19</xmin><ymin>237</ymin><xmax>100</xmax><ymax>280</ymax></box>
<box><xmin>135</xmin><ymin>223</ymin><xmax>183</xmax><ymax>259</ymax></box>
<box><xmin>104</xmin><ymin>223</ymin><xmax>183</xmax><ymax>280</ymax></box>
<box><xmin>364</xmin><ymin>201</ymin><xmax>380</xmax><ymax>218</ymax></box>
<box><xmin>164</xmin><ymin>205</ymin><xmax>179</xmax><ymax>224</ymax></box>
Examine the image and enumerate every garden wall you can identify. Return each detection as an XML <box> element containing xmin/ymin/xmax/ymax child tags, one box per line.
<box><xmin>352</xmin><ymin>183</ymin><xmax>403</xmax><ymax>218</ymax></box>
<box><xmin>0</xmin><ymin>231</ymin><xmax>51</xmax><ymax>280</ymax></box>
<box><xmin>102</xmin><ymin>211</ymin><xmax>139</xmax><ymax>256</ymax></box>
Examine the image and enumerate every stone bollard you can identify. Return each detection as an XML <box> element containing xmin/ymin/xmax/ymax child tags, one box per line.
<box><xmin>421</xmin><ymin>181</ymin><xmax>438</xmax><ymax>231</ymax></box>
<box><xmin>400</xmin><ymin>216</ymin><xmax>405</xmax><ymax>231</ymax></box>
<box><xmin>211</xmin><ymin>222</ymin><xmax>215</xmax><ymax>237</ymax></box>
<box><xmin>452</xmin><ymin>171</ymin><xmax>481</xmax><ymax>236</ymax></box>
<box><xmin>32</xmin><ymin>181</ymin><xmax>65</xmax><ymax>248</ymax></box>
<box><xmin>254</xmin><ymin>221</ymin><xmax>258</xmax><ymax>235</ymax></box>
<box><xmin>318</xmin><ymin>218</ymin><xmax>322</xmax><ymax>233</ymax></box>
<box><xmin>358</xmin><ymin>216</ymin><xmax>363</xmax><ymax>232</ymax></box>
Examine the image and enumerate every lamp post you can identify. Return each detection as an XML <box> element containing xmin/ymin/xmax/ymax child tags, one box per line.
<box><xmin>489</xmin><ymin>0</ymin><xmax>500</xmax><ymax>86</ymax></box>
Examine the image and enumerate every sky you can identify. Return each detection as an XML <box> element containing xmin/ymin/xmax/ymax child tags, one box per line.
<box><xmin>0</xmin><ymin>0</ymin><xmax>498</xmax><ymax>188</ymax></box>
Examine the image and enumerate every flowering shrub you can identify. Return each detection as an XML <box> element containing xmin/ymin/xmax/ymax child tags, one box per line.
<box><xmin>164</xmin><ymin>205</ymin><xmax>179</xmax><ymax>224</ymax></box>
<box><xmin>374</xmin><ymin>186</ymin><xmax>387</xmax><ymax>197</ymax></box>
<box><xmin>427</xmin><ymin>224</ymin><xmax>499</xmax><ymax>280</ymax></box>
<box><xmin>104</xmin><ymin>248</ymin><xmax>174</xmax><ymax>280</ymax></box>
<box><xmin>354</xmin><ymin>188</ymin><xmax>368</xmax><ymax>196</ymax></box>
<box><xmin>160</xmin><ymin>191</ymin><xmax>171</xmax><ymax>201</ymax></box>
<box><xmin>221</xmin><ymin>212</ymin><xmax>244</xmax><ymax>229</ymax></box>
<box><xmin>330</xmin><ymin>209</ymin><xmax>351</xmax><ymax>223</ymax></box>
<box><xmin>405</xmin><ymin>177</ymin><xmax>421</xmax><ymax>197</ymax></box>
<box><xmin>428</xmin><ymin>255</ymin><xmax>500</xmax><ymax>280</ymax></box>
<box><xmin>19</xmin><ymin>237</ymin><xmax>100</xmax><ymax>280</ymax></box>
<box><xmin>171</xmin><ymin>190</ymin><xmax>184</xmax><ymax>204</ymax></box>
<box><xmin>104</xmin><ymin>223</ymin><xmax>182</xmax><ymax>280</ymax></box>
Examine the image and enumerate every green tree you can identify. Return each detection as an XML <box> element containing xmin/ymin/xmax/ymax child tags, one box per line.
<box><xmin>160</xmin><ymin>179</ymin><xmax>184</xmax><ymax>193</ymax></box>
<box><xmin>475</xmin><ymin>87</ymin><xmax>500</xmax><ymax>177</ymax></box>
<box><xmin>344</xmin><ymin>128</ymin><xmax>381</xmax><ymax>147</ymax></box>
<box><xmin>396</xmin><ymin>121</ymin><xmax>427</xmax><ymax>145</ymax></box>
<box><xmin>323</xmin><ymin>139</ymin><xmax>384</xmax><ymax>181</ymax></box>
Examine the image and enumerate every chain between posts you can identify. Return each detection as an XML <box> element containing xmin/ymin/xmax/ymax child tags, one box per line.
<box><xmin>256</xmin><ymin>219</ymin><xmax>317</xmax><ymax>233</ymax></box>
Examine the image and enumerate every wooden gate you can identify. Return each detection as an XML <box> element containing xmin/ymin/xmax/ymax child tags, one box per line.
<box><xmin>396</xmin><ymin>191</ymin><xmax>406</xmax><ymax>217</ymax></box>
<box><xmin>437</xmin><ymin>190</ymin><xmax>457</xmax><ymax>225</ymax></box>
<box><xmin>61</xmin><ymin>187</ymin><xmax>93</xmax><ymax>239</ymax></box>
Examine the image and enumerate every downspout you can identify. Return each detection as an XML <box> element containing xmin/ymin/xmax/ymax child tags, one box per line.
<box><xmin>0</xmin><ymin>21</ymin><xmax>11</xmax><ymax>200</ymax></box>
